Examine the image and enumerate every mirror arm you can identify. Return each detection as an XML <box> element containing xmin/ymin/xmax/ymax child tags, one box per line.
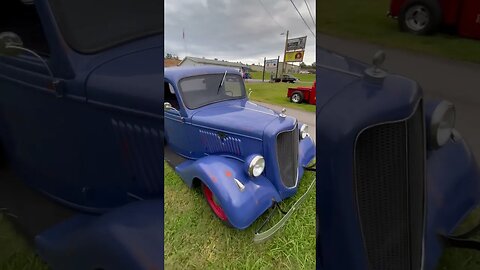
<box><xmin>6</xmin><ymin>45</ymin><xmax>59</xmax><ymax>91</ymax></box>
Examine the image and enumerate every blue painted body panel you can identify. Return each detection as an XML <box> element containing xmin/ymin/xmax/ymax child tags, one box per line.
<box><xmin>317</xmin><ymin>48</ymin><xmax>480</xmax><ymax>270</ymax></box>
<box><xmin>0</xmin><ymin>1</ymin><xmax>164</xmax><ymax>269</ymax></box>
<box><xmin>0</xmin><ymin>0</ymin><xmax>163</xmax><ymax>212</ymax></box>
<box><xmin>35</xmin><ymin>200</ymin><xmax>163</xmax><ymax>270</ymax></box>
<box><xmin>164</xmin><ymin>66</ymin><xmax>316</xmax><ymax>229</ymax></box>
<box><xmin>424</xmin><ymin>136</ymin><xmax>480</xmax><ymax>270</ymax></box>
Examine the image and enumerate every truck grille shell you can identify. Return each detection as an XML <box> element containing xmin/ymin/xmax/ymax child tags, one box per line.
<box><xmin>354</xmin><ymin>103</ymin><xmax>425</xmax><ymax>270</ymax></box>
<box><xmin>276</xmin><ymin>124</ymin><xmax>299</xmax><ymax>188</ymax></box>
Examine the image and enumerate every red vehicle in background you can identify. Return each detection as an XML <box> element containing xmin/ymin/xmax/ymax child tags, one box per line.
<box><xmin>287</xmin><ymin>81</ymin><xmax>316</xmax><ymax>105</ymax></box>
<box><xmin>389</xmin><ymin>0</ymin><xmax>480</xmax><ymax>39</ymax></box>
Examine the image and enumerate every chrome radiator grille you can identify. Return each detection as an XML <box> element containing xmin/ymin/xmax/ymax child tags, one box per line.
<box><xmin>354</xmin><ymin>103</ymin><xmax>425</xmax><ymax>270</ymax></box>
<box><xmin>276</xmin><ymin>125</ymin><xmax>299</xmax><ymax>188</ymax></box>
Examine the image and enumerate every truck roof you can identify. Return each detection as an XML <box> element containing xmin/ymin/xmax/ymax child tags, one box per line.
<box><xmin>165</xmin><ymin>66</ymin><xmax>242</xmax><ymax>83</ymax></box>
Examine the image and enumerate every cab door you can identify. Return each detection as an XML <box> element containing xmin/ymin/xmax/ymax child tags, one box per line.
<box><xmin>0</xmin><ymin>2</ymin><xmax>84</xmax><ymax>200</ymax></box>
<box><xmin>164</xmin><ymin>80</ymin><xmax>190</xmax><ymax>157</ymax></box>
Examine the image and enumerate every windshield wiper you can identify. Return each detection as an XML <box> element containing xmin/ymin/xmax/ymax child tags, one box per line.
<box><xmin>217</xmin><ymin>70</ymin><xmax>227</xmax><ymax>94</ymax></box>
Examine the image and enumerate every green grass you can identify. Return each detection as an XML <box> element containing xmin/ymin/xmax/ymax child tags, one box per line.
<box><xmin>0</xmin><ymin>214</ymin><xmax>48</xmax><ymax>270</ymax></box>
<box><xmin>164</xmin><ymin>162</ymin><xmax>316</xmax><ymax>270</ymax></box>
<box><xmin>317</xmin><ymin>0</ymin><xmax>480</xmax><ymax>63</ymax></box>
<box><xmin>438</xmin><ymin>207</ymin><xmax>480</xmax><ymax>270</ymax></box>
<box><xmin>245</xmin><ymin>82</ymin><xmax>316</xmax><ymax>113</ymax></box>
<box><xmin>249</xmin><ymin>71</ymin><xmax>315</xmax><ymax>82</ymax></box>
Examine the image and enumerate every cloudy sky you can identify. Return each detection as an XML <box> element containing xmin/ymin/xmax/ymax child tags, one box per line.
<box><xmin>165</xmin><ymin>0</ymin><xmax>316</xmax><ymax>65</ymax></box>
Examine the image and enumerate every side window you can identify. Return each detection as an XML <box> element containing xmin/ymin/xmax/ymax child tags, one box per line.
<box><xmin>164</xmin><ymin>82</ymin><xmax>180</xmax><ymax>110</ymax></box>
<box><xmin>0</xmin><ymin>0</ymin><xmax>50</xmax><ymax>55</ymax></box>
<box><xmin>224</xmin><ymin>75</ymin><xmax>242</xmax><ymax>97</ymax></box>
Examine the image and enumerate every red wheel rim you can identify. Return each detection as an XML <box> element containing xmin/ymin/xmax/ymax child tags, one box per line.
<box><xmin>202</xmin><ymin>184</ymin><xmax>228</xmax><ymax>221</ymax></box>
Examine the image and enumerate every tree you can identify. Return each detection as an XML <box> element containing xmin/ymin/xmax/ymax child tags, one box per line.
<box><xmin>300</xmin><ymin>62</ymin><xmax>307</xmax><ymax>69</ymax></box>
<box><xmin>311</xmin><ymin>62</ymin><xmax>316</xmax><ymax>67</ymax></box>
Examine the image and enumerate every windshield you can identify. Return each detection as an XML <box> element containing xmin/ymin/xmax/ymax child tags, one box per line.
<box><xmin>48</xmin><ymin>0</ymin><xmax>162</xmax><ymax>54</ymax></box>
<box><xmin>179</xmin><ymin>73</ymin><xmax>246</xmax><ymax>109</ymax></box>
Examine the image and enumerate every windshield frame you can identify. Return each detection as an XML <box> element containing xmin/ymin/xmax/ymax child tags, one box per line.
<box><xmin>177</xmin><ymin>73</ymin><xmax>247</xmax><ymax>110</ymax></box>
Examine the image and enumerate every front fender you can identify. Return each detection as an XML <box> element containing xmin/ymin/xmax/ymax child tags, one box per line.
<box><xmin>175</xmin><ymin>156</ymin><xmax>282</xmax><ymax>229</ymax></box>
<box><xmin>424</xmin><ymin>132</ymin><xmax>480</xmax><ymax>270</ymax></box>
<box><xmin>299</xmin><ymin>136</ymin><xmax>315</xmax><ymax>168</ymax></box>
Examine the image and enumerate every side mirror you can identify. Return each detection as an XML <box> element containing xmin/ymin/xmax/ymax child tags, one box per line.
<box><xmin>0</xmin><ymin>32</ymin><xmax>60</xmax><ymax>93</ymax></box>
<box><xmin>164</xmin><ymin>102</ymin><xmax>180</xmax><ymax>114</ymax></box>
<box><xmin>0</xmin><ymin>32</ymin><xmax>23</xmax><ymax>57</ymax></box>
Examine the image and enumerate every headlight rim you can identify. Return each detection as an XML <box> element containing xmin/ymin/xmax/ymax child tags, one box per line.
<box><xmin>300</xmin><ymin>124</ymin><xmax>310</xmax><ymax>139</ymax></box>
<box><xmin>247</xmin><ymin>155</ymin><xmax>265</xmax><ymax>177</ymax></box>
<box><xmin>429</xmin><ymin>100</ymin><xmax>456</xmax><ymax>149</ymax></box>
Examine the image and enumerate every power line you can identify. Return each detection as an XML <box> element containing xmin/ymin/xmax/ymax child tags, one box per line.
<box><xmin>257</xmin><ymin>0</ymin><xmax>286</xmax><ymax>31</ymax></box>
<box><xmin>304</xmin><ymin>0</ymin><xmax>315</xmax><ymax>26</ymax></box>
<box><xmin>288</xmin><ymin>0</ymin><xmax>316</xmax><ymax>37</ymax></box>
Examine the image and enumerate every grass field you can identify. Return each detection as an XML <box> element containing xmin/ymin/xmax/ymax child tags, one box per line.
<box><xmin>317</xmin><ymin>0</ymin><xmax>480</xmax><ymax>63</ymax></box>
<box><xmin>0</xmin><ymin>214</ymin><xmax>47</xmax><ymax>270</ymax></box>
<box><xmin>249</xmin><ymin>71</ymin><xmax>316</xmax><ymax>82</ymax></box>
<box><xmin>438</xmin><ymin>207</ymin><xmax>480</xmax><ymax>270</ymax></box>
<box><xmin>164</xmin><ymin>162</ymin><xmax>316</xmax><ymax>270</ymax></box>
<box><xmin>245</xmin><ymin>82</ymin><xmax>315</xmax><ymax>113</ymax></box>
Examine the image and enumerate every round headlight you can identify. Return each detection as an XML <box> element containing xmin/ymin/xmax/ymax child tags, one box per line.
<box><xmin>247</xmin><ymin>155</ymin><xmax>265</xmax><ymax>177</ymax></box>
<box><xmin>300</xmin><ymin>124</ymin><xmax>310</xmax><ymax>139</ymax></box>
<box><xmin>430</xmin><ymin>101</ymin><xmax>455</xmax><ymax>148</ymax></box>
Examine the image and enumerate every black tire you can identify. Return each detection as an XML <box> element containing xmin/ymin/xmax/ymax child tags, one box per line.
<box><xmin>290</xmin><ymin>91</ymin><xmax>304</xmax><ymax>104</ymax></box>
<box><xmin>399</xmin><ymin>0</ymin><xmax>441</xmax><ymax>35</ymax></box>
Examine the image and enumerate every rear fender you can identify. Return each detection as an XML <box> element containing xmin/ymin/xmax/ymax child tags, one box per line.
<box><xmin>175</xmin><ymin>155</ymin><xmax>281</xmax><ymax>229</ymax></box>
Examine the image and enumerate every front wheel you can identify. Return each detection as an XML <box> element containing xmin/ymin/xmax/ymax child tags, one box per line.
<box><xmin>201</xmin><ymin>183</ymin><xmax>232</xmax><ymax>226</ymax></box>
<box><xmin>399</xmin><ymin>0</ymin><xmax>441</xmax><ymax>35</ymax></box>
<box><xmin>290</xmin><ymin>92</ymin><xmax>304</xmax><ymax>104</ymax></box>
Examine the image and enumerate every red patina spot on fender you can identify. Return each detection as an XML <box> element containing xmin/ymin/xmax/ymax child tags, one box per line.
<box><xmin>225</xmin><ymin>170</ymin><xmax>232</xmax><ymax>177</ymax></box>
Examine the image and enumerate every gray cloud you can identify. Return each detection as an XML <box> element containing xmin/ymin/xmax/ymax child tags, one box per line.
<box><xmin>165</xmin><ymin>0</ymin><xmax>316</xmax><ymax>65</ymax></box>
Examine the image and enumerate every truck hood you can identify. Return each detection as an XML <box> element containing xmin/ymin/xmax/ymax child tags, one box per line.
<box><xmin>191</xmin><ymin>101</ymin><xmax>287</xmax><ymax>139</ymax></box>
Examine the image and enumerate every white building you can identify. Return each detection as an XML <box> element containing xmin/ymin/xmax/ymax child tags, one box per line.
<box><xmin>179</xmin><ymin>56</ymin><xmax>248</xmax><ymax>70</ymax></box>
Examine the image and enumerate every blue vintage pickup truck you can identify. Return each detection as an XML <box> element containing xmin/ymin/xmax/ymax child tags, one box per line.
<box><xmin>317</xmin><ymin>48</ymin><xmax>480</xmax><ymax>270</ymax></box>
<box><xmin>0</xmin><ymin>0</ymin><xmax>163</xmax><ymax>269</ymax></box>
<box><xmin>164</xmin><ymin>66</ymin><xmax>316</xmax><ymax>236</ymax></box>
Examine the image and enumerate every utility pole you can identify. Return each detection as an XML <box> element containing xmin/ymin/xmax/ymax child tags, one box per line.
<box><xmin>281</xmin><ymin>30</ymin><xmax>289</xmax><ymax>76</ymax></box>
<box><xmin>262</xmin><ymin>57</ymin><xmax>266</xmax><ymax>82</ymax></box>
<box><xmin>275</xmin><ymin>55</ymin><xmax>280</xmax><ymax>79</ymax></box>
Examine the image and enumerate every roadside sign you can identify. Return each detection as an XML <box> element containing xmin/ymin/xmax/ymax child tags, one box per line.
<box><xmin>285</xmin><ymin>50</ymin><xmax>305</xmax><ymax>62</ymax></box>
<box><xmin>265</xmin><ymin>59</ymin><xmax>278</xmax><ymax>67</ymax></box>
<box><xmin>286</xmin><ymin>36</ymin><xmax>307</xmax><ymax>51</ymax></box>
